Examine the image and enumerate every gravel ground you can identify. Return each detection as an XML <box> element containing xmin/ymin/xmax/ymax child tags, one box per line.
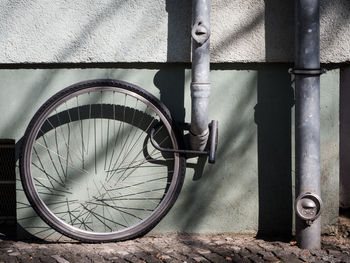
<box><xmin>0</xmin><ymin>233</ymin><xmax>349</xmax><ymax>263</ymax></box>
<box><xmin>0</xmin><ymin>213</ymin><xmax>349</xmax><ymax>262</ymax></box>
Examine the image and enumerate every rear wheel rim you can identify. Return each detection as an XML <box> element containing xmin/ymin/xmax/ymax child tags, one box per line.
<box><xmin>20</xmin><ymin>82</ymin><xmax>183</xmax><ymax>241</ymax></box>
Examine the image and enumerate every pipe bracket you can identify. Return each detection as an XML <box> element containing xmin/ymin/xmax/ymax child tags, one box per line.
<box><xmin>289</xmin><ymin>68</ymin><xmax>326</xmax><ymax>76</ymax></box>
<box><xmin>149</xmin><ymin>120</ymin><xmax>218</xmax><ymax>163</ymax></box>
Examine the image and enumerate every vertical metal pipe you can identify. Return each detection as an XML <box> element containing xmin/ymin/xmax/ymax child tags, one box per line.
<box><xmin>294</xmin><ymin>0</ymin><xmax>322</xmax><ymax>249</ymax></box>
<box><xmin>190</xmin><ymin>0</ymin><xmax>211</xmax><ymax>151</ymax></box>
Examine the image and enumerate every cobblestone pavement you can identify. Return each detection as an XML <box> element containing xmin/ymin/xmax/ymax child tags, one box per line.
<box><xmin>0</xmin><ymin>234</ymin><xmax>349</xmax><ymax>263</ymax></box>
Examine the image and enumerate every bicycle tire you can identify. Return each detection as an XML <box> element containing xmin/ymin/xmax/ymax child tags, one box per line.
<box><xmin>19</xmin><ymin>79</ymin><xmax>186</xmax><ymax>242</ymax></box>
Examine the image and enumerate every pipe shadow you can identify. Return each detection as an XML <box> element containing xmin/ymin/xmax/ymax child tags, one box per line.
<box><xmin>340</xmin><ymin>66</ymin><xmax>350</xmax><ymax>209</ymax></box>
<box><xmin>264</xmin><ymin>0</ymin><xmax>294</xmax><ymax>62</ymax></box>
<box><xmin>257</xmin><ymin>0</ymin><xmax>294</xmax><ymax>240</ymax></box>
<box><xmin>165</xmin><ymin>0</ymin><xmax>191</xmax><ymax>62</ymax></box>
<box><xmin>154</xmin><ymin>66</ymin><xmax>186</xmax><ymax>124</ymax></box>
<box><xmin>254</xmin><ymin>66</ymin><xmax>294</xmax><ymax>240</ymax></box>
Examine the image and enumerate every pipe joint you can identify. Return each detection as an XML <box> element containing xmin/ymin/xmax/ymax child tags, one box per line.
<box><xmin>190</xmin><ymin>83</ymin><xmax>210</xmax><ymax>151</ymax></box>
<box><xmin>189</xmin><ymin>128</ymin><xmax>209</xmax><ymax>152</ymax></box>
<box><xmin>191</xmin><ymin>82</ymin><xmax>211</xmax><ymax>98</ymax></box>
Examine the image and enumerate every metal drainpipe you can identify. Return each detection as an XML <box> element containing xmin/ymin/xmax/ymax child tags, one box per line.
<box><xmin>294</xmin><ymin>0</ymin><xmax>323</xmax><ymax>249</ymax></box>
<box><xmin>190</xmin><ymin>0</ymin><xmax>211</xmax><ymax>151</ymax></box>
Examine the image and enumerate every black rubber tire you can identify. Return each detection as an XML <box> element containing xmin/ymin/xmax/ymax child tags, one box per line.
<box><xmin>19</xmin><ymin>79</ymin><xmax>186</xmax><ymax>242</ymax></box>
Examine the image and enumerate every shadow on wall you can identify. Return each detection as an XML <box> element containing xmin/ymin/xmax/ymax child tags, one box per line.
<box><xmin>154</xmin><ymin>66</ymin><xmax>186</xmax><ymax>123</ymax></box>
<box><xmin>156</xmin><ymin>0</ymin><xmax>190</xmax><ymax>123</ymax></box>
<box><xmin>263</xmin><ymin>0</ymin><xmax>294</xmax><ymax>239</ymax></box>
<box><xmin>165</xmin><ymin>0</ymin><xmax>191</xmax><ymax>62</ymax></box>
<box><xmin>264</xmin><ymin>0</ymin><xmax>294</xmax><ymax>62</ymax></box>
<box><xmin>254</xmin><ymin>67</ymin><xmax>294</xmax><ymax>240</ymax></box>
<box><xmin>340</xmin><ymin>67</ymin><xmax>350</xmax><ymax>209</ymax></box>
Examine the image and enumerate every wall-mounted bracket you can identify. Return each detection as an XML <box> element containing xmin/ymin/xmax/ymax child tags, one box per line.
<box><xmin>150</xmin><ymin>120</ymin><xmax>218</xmax><ymax>163</ymax></box>
<box><xmin>288</xmin><ymin>68</ymin><xmax>326</xmax><ymax>76</ymax></box>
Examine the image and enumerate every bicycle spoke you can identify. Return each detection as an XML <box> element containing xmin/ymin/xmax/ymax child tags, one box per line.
<box><xmin>34</xmin><ymin>141</ymin><xmax>88</xmax><ymax>174</ymax></box>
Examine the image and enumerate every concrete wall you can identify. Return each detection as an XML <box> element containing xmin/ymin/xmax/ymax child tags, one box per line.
<box><xmin>0</xmin><ymin>0</ymin><xmax>349</xmax><ymax>63</ymax></box>
<box><xmin>0</xmin><ymin>65</ymin><xmax>337</xmax><ymax>240</ymax></box>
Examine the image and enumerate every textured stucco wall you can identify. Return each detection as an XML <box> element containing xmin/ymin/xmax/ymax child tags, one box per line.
<box><xmin>0</xmin><ymin>65</ymin><xmax>337</xmax><ymax>240</ymax></box>
<box><xmin>0</xmin><ymin>0</ymin><xmax>349</xmax><ymax>63</ymax></box>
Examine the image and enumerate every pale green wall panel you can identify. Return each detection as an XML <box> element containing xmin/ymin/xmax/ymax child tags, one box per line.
<box><xmin>0</xmin><ymin>65</ymin><xmax>337</xmax><ymax>239</ymax></box>
<box><xmin>319</xmin><ymin>70</ymin><xmax>340</xmax><ymax>232</ymax></box>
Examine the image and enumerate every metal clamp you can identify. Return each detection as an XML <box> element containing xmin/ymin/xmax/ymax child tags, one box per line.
<box><xmin>288</xmin><ymin>68</ymin><xmax>326</xmax><ymax>76</ymax></box>
<box><xmin>150</xmin><ymin>120</ymin><xmax>218</xmax><ymax>163</ymax></box>
<box><xmin>295</xmin><ymin>192</ymin><xmax>323</xmax><ymax>225</ymax></box>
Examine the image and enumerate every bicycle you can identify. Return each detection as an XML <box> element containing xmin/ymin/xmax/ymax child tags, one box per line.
<box><xmin>19</xmin><ymin>79</ymin><xmax>218</xmax><ymax>242</ymax></box>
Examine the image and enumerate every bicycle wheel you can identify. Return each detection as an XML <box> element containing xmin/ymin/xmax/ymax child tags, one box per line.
<box><xmin>20</xmin><ymin>79</ymin><xmax>186</xmax><ymax>242</ymax></box>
